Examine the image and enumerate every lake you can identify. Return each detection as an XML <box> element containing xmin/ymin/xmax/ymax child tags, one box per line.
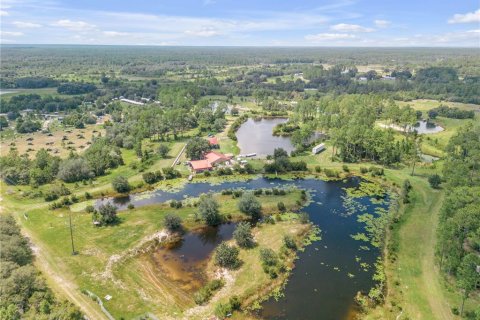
<box><xmin>235</xmin><ymin>118</ymin><xmax>295</xmax><ymax>157</ymax></box>
<box><xmin>99</xmin><ymin>177</ymin><xmax>387</xmax><ymax>320</ymax></box>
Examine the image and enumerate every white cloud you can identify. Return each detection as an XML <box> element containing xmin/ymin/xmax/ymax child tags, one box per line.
<box><xmin>102</xmin><ymin>31</ymin><xmax>129</xmax><ymax>37</ymax></box>
<box><xmin>305</xmin><ymin>33</ymin><xmax>355</xmax><ymax>41</ymax></box>
<box><xmin>13</xmin><ymin>21</ymin><xmax>42</xmax><ymax>28</ymax></box>
<box><xmin>374</xmin><ymin>19</ymin><xmax>390</xmax><ymax>28</ymax></box>
<box><xmin>52</xmin><ymin>19</ymin><xmax>96</xmax><ymax>31</ymax></box>
<box><xmin>330</xmin><ymin>23</ymin><xmax>374</xmax><ymax>32</ymax></box>
<box><xmin>0</xmin><ymin>31</ymin><xmax>24</xmax><ymax>36</ymax></box>
<box><xmin>448</xmin><ymin>9</ymin><xmax>480</xmax><ymax>24</ymax></box>
<box><xmin>185</xmin><ymin>27</ymin><xmax>221</xmax><ymax>37</ymax></box>
<box><xmin>0</xmin><ymin>10</ymin><xmax>9</xmax><ymax>16</ymax></box>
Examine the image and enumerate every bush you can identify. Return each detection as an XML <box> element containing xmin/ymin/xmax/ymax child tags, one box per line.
<box><xmin>142</xmin><ymin>171</ymin><xmax>163</xmax><ymax>184</ymax></box>
<box><xmin>233</xmin><ymin>222</ymin><xmax>254</xmax><ymax>248</ymax></box>
<box><xmin>164</xmin><ymin>213</ymin><xmax>182</xmax><ymax>232</ymax></box>
<box><xmin>324</xmin><ymin>168</ymin><xmax>339</xmax><ymax>178</ymax></box>
<box><xmin>360</xmin><ymin>167</ymin><xmax>368</xmax><ymax>174</ymax></box>
<box><xmin>342</xmin><ymin>165</ymin><xmax>350</xmax><ymax>172</ymax></box>
<box><xmin>259</xmin><ymin>247</ymin><xmax>282</xmax><ymax>278</ymax></box>
<box><xmin>214</xmin><ymin>242</ymin><xmax>240</xmax><ymax>269</ymax></box>
<box><xmin>93</xmin><ymin>203</ymin><xmax>118</xmax><ymax>225</ymax></box>
<box><xmin>158</xmin><ymin>144</ymin><xmax>170</xmax><ymax>158</ymax></box>
<box><xmin>163</xmin><ymin>167</ymin><xmax>181</xmax><ymax>180</ymax></box>
<box><xmin>428</xmin><ymin>174</ymin><xmax>442</xmax><ymax>189</ymax></box>
<box><xmin>315</xmin><ymin>166</ymin><xmax>321</xmax><ymax>173</ymax></box>
<box><xmin>298</xmin><ymin>212</ymin><xmax>309</xmax><ymax>224</ymax></box>
<box><xmin>127</xmin><ymin>203</ymin><xmax>135</xmax><ymax>210</ymax></box>
<box><xmin>253</xmin><ymin>189</ymin><xmax>263</xmax><ymax>196</ymax></box>
<box><xmin>214</xmin><ymin>296</ymin><xmax>241</xmax><ymax>319</ymax></box>
<box><xmin>277</xmin><ymin>201</ymin><xmax>286</xmax><ymax>212</ymax></box>
<box><xmin>85</xmin><ymin>205</ymin><xmax>95</xmax><ymax>213</ymax></box>
<box><xmin>283</xmin><ymin>235</ymin><xmax>297</xmax><ymax>250</ymax></box>
<box><xmin>194</xmin><ymin>279</ymin><xmax>224</xmax><ymax>305</ymax></box>
<box><xmin>238</xmin><ymin>192</ymin><xmax>262</xmax><ymax>219</ymax></box>
<box><xmin>112</xmin><ymin>176</ymin><xmax>130</xmax><ymax>193</ymax></box>
<box><xmin>369</xmin><ymin>166</ymin><xmax>384</xmax><ymax>176</ymax></box>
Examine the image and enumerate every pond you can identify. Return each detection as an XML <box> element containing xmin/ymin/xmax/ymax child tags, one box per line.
<box><xmin>235</xmin><ymin>118</ymin><xmax>295</xmax><ymax>157</ymax></box>
<box><xmin>412</xmin><ymin>120</ymin><xmax>444</xmax><ymax>134</ymax></box>
<box><xmin>99</xmin><ymin>177</ymin><xmax>387</xmax><ymax>320</ymax></box>
<box><xmin>140</xmin><ymin>223</ymin><xmax>237</xmax><ymax>293</ymax></box>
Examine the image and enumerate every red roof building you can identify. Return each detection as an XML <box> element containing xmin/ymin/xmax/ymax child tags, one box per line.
<box><xmin>204</xmin><ymin>151</ymin><xmax>230</xmax><ymax>165</ymax></box>
<box><xmin>189</xmin><ymin>159</ymin><xmax>212</xmax><ymax>172</ymax></box>
<box><xmin>189</xmin><ymin>151</ymin><xmax>232</xmax><ymax>173</ymax></box>
<box><xmin>208</xmin><ymin>137</ymin><xmax>219</xmax><ymax>146</ymax></box>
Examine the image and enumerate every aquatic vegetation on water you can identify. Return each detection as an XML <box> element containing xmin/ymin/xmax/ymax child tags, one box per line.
<box><xmin>341</xmin><ymin>195</ymin><xmax>367</xmax><ymax>217</ymax></box>
<box><xmin>344</xmin><ymin>181</ymin><xmax>385</xmax><ymax>198</ymax></box>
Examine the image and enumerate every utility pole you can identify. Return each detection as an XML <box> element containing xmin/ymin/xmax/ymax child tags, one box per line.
<box><xmin>69</xmin><ymin>211</ymin><xmax>77</xmax><ymax>255</ymax></box>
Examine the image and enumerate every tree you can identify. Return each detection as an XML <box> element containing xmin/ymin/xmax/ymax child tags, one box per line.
<box><xmin>94</xmin><ymin>203</ymin><xmax>118</xmax><ymax>225</ymax></box>
<box><xmin>214</xmin><ymin>242</ymin><xmax>240</xmax><ymax>269</ymax></box>
<box><xmin>112</xmin><ymin>176</ymin><xmax>130</xmax><ymax>193</ymax></box>
<box><xmin>428</xmin><ymin>174</ymin><xmax>442</xmax><ymax>189</ymax></box>
<box><xmin>0</xmin><ymin>116</ymin><xmax>8</xmax><ymax>130</ymax></box>
<box><xmin>158</xmin><ymin>144</ymin><xmax>170</xmax><ymax>158</ymax></box>
<box><xmin>233</xmin><ymin>222</ymin><xmax>254</xmax><ymax>248</ymax></box>
<box><xmin>186</xmin><ymin>137</ymin><xmax>210</xmax><ymax>160</ymax></box>
<box><xmin>57</xmin><ymin>158</ymin><xmax>93</xmax><ymax>183</ymax></box>
<box><xmin>237</xmin><ymin>192</ymin><xmax>262</xmax><ymax>219</ymax></box>
<box><xmin>164</xmin><ymin>213</ymin><xmax>182</xmax><ymax>232</ymax></box>
<box><xmin>456</xmin><ymin>254</ymin><xmax>480</xmax><ymax>316</ymax></box>
<box><xmin>198</xmin><ymin>194</ymin><xmax>221</xmax><ymax>226</ymax></box>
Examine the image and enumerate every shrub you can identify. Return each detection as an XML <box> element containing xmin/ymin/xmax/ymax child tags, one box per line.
<box><xmin>233</xmin><ymin>222</ymin><xmax>254</xmax><ymax>248</ymax></box>
<box><xmin>194</xmin><ymin>279</ymin><xmax>224</xmax><ymax>305</ymax></box>
<box><xmin>214</xmin><ymin>242</ymin><xmax>240</xmax><ymax>269</ymax></box>
<box><xmin>164</xmin><ymin>213</ymin><xmax>182</xmax><ymax>232</ymax></box>
<box><xmin>85</xmin><ymin>205</ymin><xmax>95</xmax><ymax>213</ymax></box>
<box><xmin>342</xmin><ymin>165</ymin><xmax>350</xmax><ymax>172</ymax></box>
<box><xmin>315</xmin><ymin>166</ymin><xmax>322</xmax><ymax>173</ymax></box>
<box><xmin>360</xmin><ymin>167</ymin><xmax>369</xmax><ymax>174</ymax></box>
<box><xmin>259</xmin><ymin>247</ymin><xmax>282</xmax><ymax>278</ymax></box>
<box><xmin>142</xmin><ymin>171</ymin><xmax>163</xmax><ymax>184</ymax></box>
<box><xmin>283</xmin><ymin>235</ymin><xmax>297</xmax><ymax>250</ymax></box>
<box><xmin>238</xmin><ymin>192</ymin><xmax>262</xmax><ymax>219</ymax></box>
<box><xmin>93</xmin><ymin>203</ymin><xmax>118</xmax><ymax>226</ymax></box>
<box><xmin>324</xmin><ymin>168</ymin><xmax>339</xmax><ymax>178</ymax></box>
<box><xmin>298</xmin><ymin>212</ymin><xmax>309</xmax><ymax>224</ymax></box>
<box><xmin>163</xmin><ymin>167</ymin><xmax>181</xmax><ymax>180</ymax></box>
<box><xmin>127</xmin><ymin>203</ymin><xmax>135</xmax><ymax>210</ymax></box>
<box><xmin>112</xmin><ymin>176</ymin><xmax>130</xmax><ymax>193</ymax></box>
<box><xmin>214</xmin><ymin>296</ymin><xmax>241</xmax><ymax>319</ymax></box>
<box><xmin>277</xmin><ymin>201</ymin><xmax>286</xmax><ymax>212</ymax></box>
<box><xmin>253</xmin><ymin>189</ymin><xmax>263</xmax><ymax>196</ymax></box>
<box><xmin>428</xmin><ymin>174</ymin><xmax>442</xmax><ymax>189</ymax></box>
<box><xmin>158</xmin><ymin>144</ymin><xmax>170</xmax><ymax>158</ymax></box>
<box><xmin>369</xmin><ymin>166</ymin><xmax>384</xmax><ymax>176</ymax></box>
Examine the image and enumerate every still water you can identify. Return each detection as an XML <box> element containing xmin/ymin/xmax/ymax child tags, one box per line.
<box><xmin>99</xmin><ymin>177</ymin><xmax>386</xmax><ymax>320</ymax></box>
<box><xmin>235</xmin><ymin>118</ymin><xmax>295</xmax><ymax>157</ymax></box>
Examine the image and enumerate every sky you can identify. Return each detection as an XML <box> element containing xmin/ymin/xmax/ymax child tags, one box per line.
<box><xmin>0</xmin><ymin>0</ymin><xmax>479</xmax><ymax>46</ymax></box>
